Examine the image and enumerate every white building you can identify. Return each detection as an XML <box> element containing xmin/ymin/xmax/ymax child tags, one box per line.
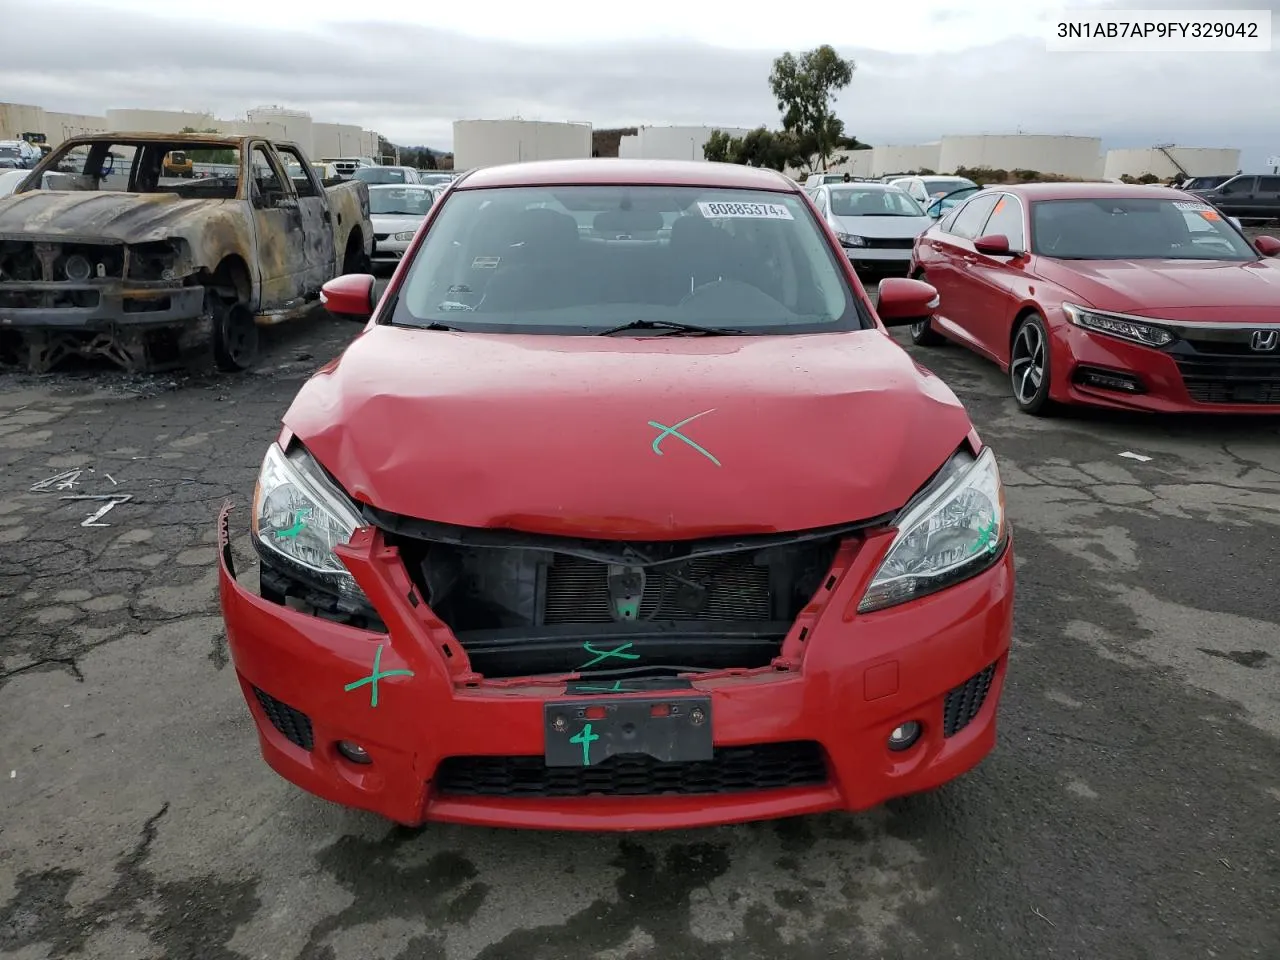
<box><xmin>618</xmin><ymin>125</ymin><xmax>754</xmax><ymax>161</ymax></box>
<box><xmin>871</xmin><ymin>143</ymin><xmax>942</xmax><ymax>176</ymax></box>
<box><xmin>1103</xmin><ymin>146</ymin><xmax>1240</xmax><ymax>181</ymax></box>
<box><xmin>0</xmin><ymin>101</ymin><xmax>380</xmax><ymax>160</ymax></box>
<box><xmin>936</xmin><ymin>135</ymin><xmax>1104</xmax><ymax>179</ymax></box>
<box><xmin>453</xmin><ymin>119</ymin><xmax>592</xmax><ymax>169</ymax></box>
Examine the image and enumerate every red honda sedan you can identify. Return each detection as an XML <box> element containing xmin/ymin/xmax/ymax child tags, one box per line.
<box><xmin>908</xmin><ymin>183</ymin><xmax>1280</xmax><ymax>415</ymax></box>
<box><xmin>217</xmin><ymin>159</ymin><xmax>1014</xmax><ymax>831</ymax></box>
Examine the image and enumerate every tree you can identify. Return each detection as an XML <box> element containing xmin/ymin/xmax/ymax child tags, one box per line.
<box><xmin>703</xmin><ymin>130</ymin><xmax>737</xmax><ymax>163</ymax></box>
<box><xmin>768</xmin><ymin>45</ymin><xmax>855</xmax><ymax>173</ymax></box>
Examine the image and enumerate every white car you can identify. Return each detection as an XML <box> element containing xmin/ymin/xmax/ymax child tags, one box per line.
<box><xmin>369</xmin><ymin>184</ymin><xmax>438</xmax><ymax>267</ymax></box>
<box><xmin>808</xmin><ymin>182</ymin><xmax>933</xmax><ymax>275</ymax></box>
<box><xmin>353</xmin><ymin>165</ymin><xmax>423</xmax><ymax>186</ymax></box>
<box><xmin>889</xmin><ymin>175</ymin><xmax>978</xmax><ymax>207</ymax></box>
<box><xmin>0</xmin><ymin>168</ymin><xmax>28</xmax><ymax>196</ymax></box>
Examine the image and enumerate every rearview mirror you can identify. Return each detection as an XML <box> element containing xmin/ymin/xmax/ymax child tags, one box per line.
<box><xmin>973</xmin><ymin>234</ymin><xmax>1012</xmax><ymax>256</ymax></box>
<box><xmin>321</xmin><ymin>273</ymin><xmax>377</xmax><ymax>320</ymax></box>
<box><xmin>1254</xmin><ymin>236</ymin><xmax>1280</xmax><ymax>257</ymax></box>
<box><xmin>876</xmin><ymin>277</ymin><xmax>939</xmax><ymax>326</ymax></box>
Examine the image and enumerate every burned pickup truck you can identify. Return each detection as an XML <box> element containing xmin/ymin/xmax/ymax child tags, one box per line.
<box><xmin>0</xmin><ymin>132</ymin><xmax>373</xmax><ymax>373</ymax></box>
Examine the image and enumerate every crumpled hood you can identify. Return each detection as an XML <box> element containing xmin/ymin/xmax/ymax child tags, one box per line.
<box><xmin>835</xmin><ymin>215</ymin><xmax>931</xmax><ymax>239</ymax></box>
<box><xmin>0</xmin><ymin>190</ymin><xmax>227</xmax><ymax>243</ymax></box>
<box><xmin>1035</xmin><ymin>257</ymin><xmax>1280</xmax><ymax>320</ymax></box>
<box><xmin>283</xmin><ymin>327</ymin><xmax>973</xmax><ymax>538</ymax></box>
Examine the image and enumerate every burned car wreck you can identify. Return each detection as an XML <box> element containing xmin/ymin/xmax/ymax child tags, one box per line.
<box><xmin>0</xmin><ymin>132</ymin><xmax>373</xmax><ymax>373</ymax></box>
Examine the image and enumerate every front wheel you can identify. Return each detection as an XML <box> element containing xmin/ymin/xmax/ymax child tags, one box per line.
<box><xmin>907</xmin><ymin>272</ymin><xmax>945</xmax><ymax>346</ymax></box>
<box><xmin>210</xmin><ymin>296</ymin><xmax>259</xmax><ymax>372</ymax></box>
<box><xmin>1009</xmin><ymin>313</ymin><xmax>1054</xmax><ymax>415</ymax></box>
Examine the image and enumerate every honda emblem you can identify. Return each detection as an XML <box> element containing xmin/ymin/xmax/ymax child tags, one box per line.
<box><xmin>1249</xmin><ymin>329</ymin><xmax>1279</xmax><ymax>352</ymax></box>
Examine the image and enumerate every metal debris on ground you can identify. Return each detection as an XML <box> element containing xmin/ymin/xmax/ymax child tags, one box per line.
<box><xmin>30</xmin><ymin>468</ymin><xmax>85</xmax><ymax>492</ymax></box>
<box><xmin>60</xmin><ymin>494</ymin><xmax>133</xmax><ymax>527</ymax></box>
<box><xmin>1119</xmin><ymin>451</ymin><xmax>1153</xmax><ymax>462</ymax></box>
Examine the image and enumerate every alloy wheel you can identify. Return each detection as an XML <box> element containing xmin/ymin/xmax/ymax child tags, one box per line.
<box><xmin>1010</xmin><ymin>319</ymin><xmax>1047</xmax><ymax>406</ymax></box>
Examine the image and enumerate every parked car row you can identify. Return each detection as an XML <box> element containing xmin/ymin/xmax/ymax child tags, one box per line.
<box><xmin>0</xmin><ymin>138</ymin><xmax>42</xmax><ymax>169</ymax></box>
<box><xmin>906</xmin><ymin>182</ymin><xmax>1280</xmax><ymax>415</ymax></box>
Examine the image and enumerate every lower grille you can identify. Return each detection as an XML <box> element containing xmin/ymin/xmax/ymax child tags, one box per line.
<box><xmin>1173</xmin><ymin>345</ymin><xmax>1280</xmax><ymax>405</ymax></box>
<box><xmin>544</xmin><ymin>554</ymin><xmax>772</xmax><ymax>624</ymax></box>
<box><xmin>942</xmin><ymin>663</ymin><xmax>996</xmax><ymax>737</ymax></box>
<box><xmin>251</xmin><ymin>686</ymin><xmax>314</xmax><ymax>750</ymax></box>
<box><xmin>863</xmin><ymin>237</ymin><xmax>915</xmax><ymax>249</ymax></box>
<box><xmin>374</xmin><ymin>233</ymin><xmax>390</xmax><ymax>241</ymax></box>
<box><xmin>434</xmin><ymin>741</ymin><xmax>828</xmax><ymax>797</ymax></box>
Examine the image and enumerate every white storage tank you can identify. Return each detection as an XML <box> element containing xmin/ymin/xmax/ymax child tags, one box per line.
<box><xmin>627</xmin><ymin>125</ymin><xmax>754</xmax><ymax>161</ymax></box>
<box><xmin>1103</xmin><ymin>146</ymin><xmax>1241</xmax><ymax>181</ymax></box>
<box><xmin>246</xmin><ymin>106</ymin><xmax>314</xmax><ymax>154</ymax></box>
<box><xmin>938</xmin><ymin>134</ymin><xmax>1103</xmax><ymax>179</ymax></box>
<box><xmin>104</xmin><ymin>109</ymin><xmax>216</xmax><ymax>134</ymax></box>
<box><xmin>314</xmin><ymin>123</ymin><xmax>367</xmax><ymax>159</ymax></box>
<box><xmin>453</xmin><ymin>119</ymin><xmax>592</xmax><ymax>169</ymax></box>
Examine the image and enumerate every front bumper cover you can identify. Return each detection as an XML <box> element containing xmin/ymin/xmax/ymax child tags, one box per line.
<box><xmin>217</xmin><ymin>502</ymin><xmax>1015</xmax><ymax>829</ymax></box>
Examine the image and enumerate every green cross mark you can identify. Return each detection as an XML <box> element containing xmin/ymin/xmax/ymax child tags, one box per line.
<box><xmin>576</xmin><ymin>680</ymin><xmax>627</xmax><ymax>693</ymax></box>
<box><xmin>275</xmin><ymin>507</ymin><xmax>312</xmax><ymax>541</ymax></box>
<box><xmin>578</xmin><ymin>642</ymin><xmax>640</xmax><ymax>671</ymax></box>
<box><xmin>343</xmin><ymin>644</ymin><xmax>415</xmax><ymax>708</ymax></box>
<box><xmin>570</xmin><ymin>722</ymin><xmax>600</xmax><ymax>766</ymax></box>
<box><xmin>971</xmin><ymin>519</ymin><xmax>999</xmax><ymax>555</ymax></box>
<box><xmin>649</xmin><ymin>409</ymin><xmax>721</xmax><ymax>467</ymax></box>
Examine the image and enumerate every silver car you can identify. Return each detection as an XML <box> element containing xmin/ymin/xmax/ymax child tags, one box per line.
<box><xmin>369</xmin><ymin>184</ymin><xmax>438</xmax><ymax>267</ymax></box>
<box><xmin>353</xmin><ymin>165</ymin><xmax>424</xmax><ymax>186</ymax></box>
<box><xmin>807</xmin><ymin>182</ymin><xmax>933</xmax><ymax>275</ymax></box>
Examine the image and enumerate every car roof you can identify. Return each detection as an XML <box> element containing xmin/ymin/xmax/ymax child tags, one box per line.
<box><xmin>367</xmin><ymin>182</ymin><xmax>434</xmax><ymax>190</ymax></box>
<box><xmin>827</xmin><ymin>181</ymin><xmax>897</xmax><ymax>190</ymax></box>
<box><xmin>998</xmin><ymin>182</ymin><xmax>1195</xmax><ymax>201</ymax></box>
<box><xmin>458</xmin><ymin>158</ymin><xmax>799</xmax><ymax>192</ymax></box>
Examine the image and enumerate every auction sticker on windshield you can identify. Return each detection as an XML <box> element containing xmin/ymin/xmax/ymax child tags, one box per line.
<box><xmin>1173</xmin><ymin>201</ymin><xmax>1214</xmax><ymax>211</ymax></box>
<box><xmin>697</xmin><ymin>201</ymin><xmax>794</xmax><ymax>220</ymax></box>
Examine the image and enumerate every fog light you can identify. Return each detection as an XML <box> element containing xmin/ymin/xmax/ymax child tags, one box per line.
<box><xmin>336</xmin><ymin>740</ymin><xmax>372</xmax><ymax>764</ymax></box>
<box><xmin>887</xmin><ymin>721</ymin><xmax>922</xmax><ymax>752</ymax></box>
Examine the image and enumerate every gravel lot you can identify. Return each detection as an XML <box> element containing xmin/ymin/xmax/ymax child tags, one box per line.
<box><xmin>2</xmin><ymin>275</ymin><xmax>1279</xmax><ymax>959</ymax></box>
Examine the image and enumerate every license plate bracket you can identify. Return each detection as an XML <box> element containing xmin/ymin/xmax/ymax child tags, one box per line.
<box><xmin>544</xmin><ymin>696</ymin><xmax>713</xmax><ymax>767</ymax></box>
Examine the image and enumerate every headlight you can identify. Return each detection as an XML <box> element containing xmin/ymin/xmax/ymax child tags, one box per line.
<box><xmin>252</xmin><ymin>442</ymin><xmax>368</xmax><ymax>606</ymax></box>
<box><xmin>837</xmin><ymin>232</ymin><xmax>866</xmax><ymax>248</ymax></box>
<box><xmin>858</xmin><ymin>446</ymin><xmax>1008</xmax><ymax>613</ymax></box>
<box><xmin>1063</xmin><ymin>303</ymin><xmax>1174</xmax><ymax>347</ymax></box>
<box><xmin>393</xmin><ymin>231</ymin><xmax>416</xmax><ymax>241</ymax></box>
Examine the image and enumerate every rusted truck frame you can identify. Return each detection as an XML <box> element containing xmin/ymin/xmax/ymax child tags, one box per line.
<box><xmin>0</xmin><ymin>132</ymin><xmax>373</xmax><ymax>373</ymax></box>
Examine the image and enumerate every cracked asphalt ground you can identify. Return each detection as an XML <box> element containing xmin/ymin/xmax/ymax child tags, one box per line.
<box><xmin>3</xmin><ymin>296</ymin><xmax>1280</xmax><ymax>960</ymax></box>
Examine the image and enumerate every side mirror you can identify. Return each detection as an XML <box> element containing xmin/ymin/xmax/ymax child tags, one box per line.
<box><xmin>927</xmin><ymin>201</ymin><xmax>942</xmax><ymax>219</ymax></box>
<box><xmin>876</xmin><ymin>277</ymin><xmax>939</xmax><ymax>327</ymax></box>
<box><xmin>321</xmin><ymin>273</ymin><xmax>377</xmax><ymax>320</ymax></box>
<box><xmin>973</xmin><ymin>234</ymin><xmax>1012</xmax><ymax>256</ymax></box>
<box><xmin>1254</xmin><ymin>236</ymin><xmax>1280</xmax><ymax>257</ymax></box>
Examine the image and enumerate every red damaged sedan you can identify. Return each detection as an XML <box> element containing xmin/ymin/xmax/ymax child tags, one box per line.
<box><xmin>217</xmin><ymin>159</ymin><xmax>1013</xmax><ymax>831</ymax></box>
<box><xmin>909</xmin><ymin>182</ymin><xmax>1280</xmax><ymax>415</ymax></box>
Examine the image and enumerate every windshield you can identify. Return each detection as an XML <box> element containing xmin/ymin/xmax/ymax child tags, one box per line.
<box><xmin>932</xmin><ymin>186</ymin><xmax>981</xmax><ymax>215</ymax></box>
<box><xmin>923</xmin><ymin>178</ymin><xmax>976</xmax><ymax>197</ymax></box>
<box><xmin>1031</xmin><ymin>197</ymin><xmax>1258</xmax><ymax>261</ymax></box>
<box><xmin>830</xmin><ymin>187</ymin><xmax>925</xmax><ymax>217</ymax></box>
<box><xmin>391</xmin><ymin>185</ymin><xmax>863</xmax><ymax>334</ymax></box>
<box><xmin>356</xmin><ymin>167</ymin><xmax>410</xmax><ymax>184</ymax></box>
<box><xmin>370</xmin><ymin>186</ymin><xmax>436</xmax><ymax>216</ymax></box>
<box><xmin>0</xmin><ymin>145</ymin><xmax>19</xmax><ymax>157</ymax></box>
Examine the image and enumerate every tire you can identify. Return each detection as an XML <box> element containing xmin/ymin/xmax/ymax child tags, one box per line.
<box><xmin>210</xmin><ymin>296</ymin><xmax>259</xmax><ymax>372</ymax></box>
<box><xmin>908</xmin><ymin>271</ymin><xmax>945</xmax><ymax>346</ymax></box>
<box><xmin>1009</xmin><ymin>313</ymin><xmax>1055</xmax><ymax>416</ymax></box>
<box><xmin>343</xmin><ymin>236</ymin><xmax>371</xmax><ymax>275</ymax></box>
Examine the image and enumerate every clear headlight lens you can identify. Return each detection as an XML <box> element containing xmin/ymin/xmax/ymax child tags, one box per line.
<box><xmin>251</xmin><ymin>442</ymin><xmax>367</xmax><ymax>600</ymax></box>
<box><xmin>1063</xmin><ymin>303</ymin><xmax>1174</xmax><ymax>347</ymax></box>
<box><xmin>858</xmin><ymin>446</ymin><xmax>1008</xmax><ymax>613</ymax></box>
<box><xmin>837</xmin><ymin>232</ymin><xmax>867</xmax><ymax>248</ymax></box>
<box><xmin>393</xmin><ymin>231</ymin><xmax>416</xmax><ymax>241</ymax></box>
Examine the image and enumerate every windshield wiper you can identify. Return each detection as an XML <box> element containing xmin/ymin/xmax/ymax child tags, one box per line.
<box><xmin>596</xmin><ymin>319</ymin><xmax>744</xmax><ymax>336</ymax></box>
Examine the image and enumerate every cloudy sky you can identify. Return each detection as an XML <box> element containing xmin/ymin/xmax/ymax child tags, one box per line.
<box><xmin>3</xmin><ymin>0</ymin><xmax>1275</xmax><ymax>166</ymax></box>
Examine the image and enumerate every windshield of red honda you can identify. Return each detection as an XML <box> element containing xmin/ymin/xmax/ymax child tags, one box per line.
<box><xmin>390</xmin><ymin>185</ymin><xmax>868</xmax><ymax>334</ymax></box>
<box><xmin>1031</xmin><ymin>197</ymin><xmax>1258</xmax><ymax>261</ymax></box>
